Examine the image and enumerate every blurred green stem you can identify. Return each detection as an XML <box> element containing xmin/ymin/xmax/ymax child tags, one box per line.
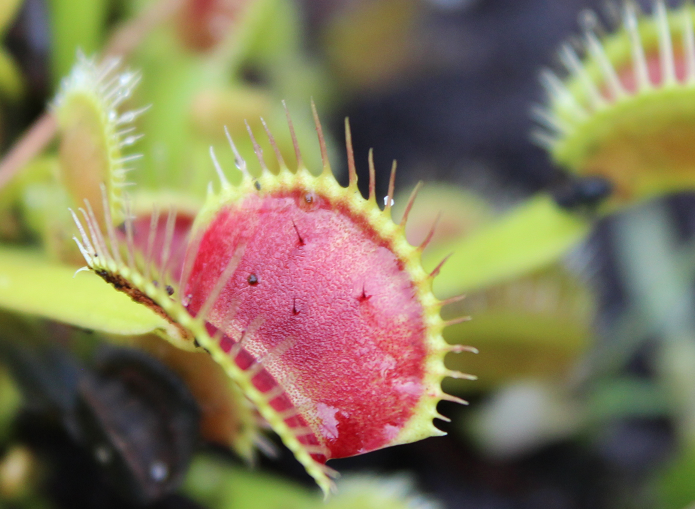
<box><xmin>0</xmin><ymin>113</ymin><xmax>56</xmax><ymax>192</ymax></box>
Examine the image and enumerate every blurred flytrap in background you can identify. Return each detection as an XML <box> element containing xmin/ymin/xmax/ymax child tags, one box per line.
<box><xmin>5</xmin><ymin>0</ymin><xmax>695</xmax><ymax>508</ymax></box>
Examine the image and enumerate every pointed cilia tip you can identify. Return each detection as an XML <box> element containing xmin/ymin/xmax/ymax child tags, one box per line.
<box><xmin>418</xmin><ymin>212</ymin><xmax>441</xmax><ymax>252</ymax></box>
<box><xmin>439</xmin><ymin>294</ymin><xmax>466</xmax><ymax>307</ymax></box>
<box><xmin>223</xmin><ymin>125</ymin><xmax>251</xmax><ymax>181</ymax></box>
<box><xmin>400</xmin><ymin>182</ymin><xmax>424</xmax><ymax>228</ymax></box>
<box><xmin>209</xmin><ymin>146</ymin><xmax>231</xmax><ymax>190</ymax></box>
<box><xmin>344</xmin><ymin>118</ymin><xmax>357</xmax><ymax>190</ymax></box>
<box><xmin>72</xmin><ymin>266</ymin><xmax>90</xmax><ymax>278</ymax></box>
<box><xmin>282</xmin><ymin>100</ymin><xmax>303</xmax><ymax>171</ymax></box>
<box><xmin>384</xmin><ymin>160</ymin><xmax>397</xmax><ymax>216</ymax></box>
<box><xmin>245</xmin><ymin>120</ymin><xmax>269</xmax><ymax>174</ymax></box>
<box><xmin>310</xmin><ymin>99</ymin><xmax>331</xmax><ymax>176</ymax></box>
<box><xmin>367</xmin><ymin>149</ymin><xmax>376</xmax><ymax>203</ymax></box>
<box><xmin>260</xmin><ymin>117</ymin><xmax>287</xmax><ymax>170</ymax></box>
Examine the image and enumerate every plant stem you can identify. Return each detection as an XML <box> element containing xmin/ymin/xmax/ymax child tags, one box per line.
<box><xmin>0</xmin><ymin>113</ymin><xmax>56</xmax><ymax>191</ymax></box>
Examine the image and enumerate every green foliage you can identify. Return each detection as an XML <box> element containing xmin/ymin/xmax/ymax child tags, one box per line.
<box><xmin>0</xmin><ymin>247</ymin><xmax>175</xmax><ymax>336</ymax></box>
<box><xmin>426</xmin><ymin>194</ymin><xmax>591</xmax><ymax>296</ymax></box>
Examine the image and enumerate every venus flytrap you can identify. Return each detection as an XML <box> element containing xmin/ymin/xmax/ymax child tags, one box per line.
<box><xmin>69</xmin><ymin>102</ymin><xmax>476</xmax><ymax>495</ymax></box>
<box><xmin>536</xmin><ymin>1</ymin><xmax>695</xmax><ymax>205</ymax></box>
<box><xmin>53</xmin><ymin>53</ymin><xmax>145</xmax><ymax>227</ymax></box>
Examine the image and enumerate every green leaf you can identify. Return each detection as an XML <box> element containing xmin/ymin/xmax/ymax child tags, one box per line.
<box><xmin>184</xmin><ymin>456</ymin><xmax>318</xmax><ymax>509</ymax></box>
<box><xmin>0</xmin><ymin>247</ymin><xmax>177</xmax><ymax>337</ymax></box>
<box><xmin>426</xmin><ymin>194</ymin><xmax>592</xmax><ymax>296</ymax></box>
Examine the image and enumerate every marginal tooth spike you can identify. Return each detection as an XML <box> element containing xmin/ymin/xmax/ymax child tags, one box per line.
<box><xmin>216</xmin><ymin>297</ymin><xmax>242</xmax><ymax>338</ymax></box>
<box><xmin>229</xmin><ymin>317</ymin><xmax>261</xmax><ymax>360</ymax></box>
<box><xmin>447</xmin><ymin>370</ymin><xmax>478</xmax><ymax>381</ymax></box>
<box><xmin>196</xmin><ymin>243</ymin><xmax>246</xmax><ymax>323</ymax></box>
<box><xmin>583</xmin><ymin>24</ymin><xmax>625</xmax><ymax>100</ymax></box>
<box><xmin>435</xmin><ymin>413</ymin><xmax>452</xmax><ymax>423</ymax></box>
<box><xmin>321</xmin><ymin>465</ymin><xmax>340</xmax><ymax>490</ymax></box>
<box><xmin>449</xmin><ymin>344</ymin><xmax>479</xmax><ymax>354</ymax></box>
<box><xmin>69</xmin><ymin>208</ymin><xmax>95</xmax><ymax>258</ymax></box>
<box><xmin>624</xmin><ymin>2</ymin><xmax>651</xmax><ymax>90</ymax></box>
<box><xmin>254</xmin><ymin>435</ymin><xmax>279</xmax><ymax>459</ymax></box>
<box><xmin>115</xmin><ymin>126</ymin><xmax>136</xmax><ymax>137</ymax></box>
<box><xmin>246</xmin><ymin>337</ymin><xmax>295</xmax><ymax>379</ymax></box>
<box><xmin>244</xmin><ymin>359</ymin><xmax>267</xmax><ymax>379</ymax></box>
<box><xmin>178</xmin><ymin>228</ymin><xmax>204</xmax><ymax>300</ymax></box>
<box><xmin>283</xmin><ymin>100</ymin><xmax>304</xmax><ymax>171</ymax></box>
<box><xmin>209</xmin><ymin>146</ymin><xmax>231</xmax><ymax>190</ymax></box>
<box><xmin>384</xmin><ymin>160</ymin><xmax>397</xmax><ymax>216</ymax></box>
<box><xmin>96</xmin><ymin>55</ymin><xmax>120</xmax><ymax>81</ymax></box>
<box><xmin>429</xmin><ymin>252</ymin><xmax>452</xmax><ymax>279</ymax></box>
<box><xmin>441</xmin><ymin>393</ymin><xmax>469</xmax><ymax>405</ymax></box>
<box><xmin>539</xmin><ymin>67</ymin><xmax>588</xmax><ymax>120</ymax></box>
<box><xmin>72</xmin><ymin>238</ymin><xmax>91</xmax><ymax>265</ymax></box>
<box><xmin>399</xmin><ymin>181</ymin><xmax>423</xmax><ymax>227</ymax></box>
<box><xmin>123</xmin><ymin>197</ymin><xmax>137</xmax><ymax>272</ymax></box>
<box><xmin>84</xmin><ymin>201</ymin><xmax>109</xmax><ymax>260</ymax></box>
<box><xmin>367</xmin><ymin>149</ymin><xmax>376</xmax><ymax>203</ymax></box>
<box><xmin>443</xmin><ymin>315</ymin><xmax>472</xmax><ymax>327</ymax></box>
<box><xmin>559</xmin><ymin>44</ymin><xmax>606</xmax><ymax>110</ymax></box>
<box><xmin>683</xmin><ymin>6</ymin><xmax>695</xmax><ymax>83</ymax></box>
<box><xmin>78</xmin><ymin>208</ymin><xmax>100</xmax><ymax>259</ymax></box>
<box><xmin>114</xmin><ymin>154</ymin><xmax>143</xmax><ymax>165</ymax></box>
<box><xmin>113</xmin><ymin>167</ymin><xmax>135</xmax><ymax>177</ymax></box>
<box><xmin>530</xmin><ymin>129</ymin><xmax>558</xmax><ymax>150</ymax></box>
<box><xmin>224</xmin><ymin>126</ymin><xmax>251</xmax><ymax>180</ymax></box>
<box><xmin>260</xmin><ymin>117</ymin><xmax>287</xmax><ymax>170</ymax></box>
<box><xmin>303</xmin><ymin>445</ymin><xmax>330</xmax><ymax>456</ymax></box>
<box><xmin>530</xmin><ymin>105</ymin><xmax>570</xmax><ymax>134</ymax></box>
<box><xmin>245</xmin><ymin>120</ymin><xmax>269</xmax><ymax>174</ymax></box>
<box><xmin>655</xmin><ymin>0</ymin><xmax>676</xmax><ymax>86</ymax></box>
<box><xmin>439</xmin><ymin>294</ymin><xmax>466</xmax><ymax>307</ymax></box>
<box><xmin>419</xmin><ymin>212</ymin><xmax>442</xmax><ymax>251</ymax></box>
<box><xmin>345</xmin><ymin>118</ymin><xmax>358</xmax><ymax>189</ymax></box>
<box><xmin>72</xmin><ymin>265</ymin><xmax>91</xmax><ymax>278</ymax></box>
<box><xmin>211</xmin><ymin>326</ymin><xmax>226</xmax><ymax>344</ymax></box>
<box><xmin>117</xmin><ymin>105</ymin><xmax>151</xmax><ymax>125</ymax></box>
<box><xmin>278</xmin><ymin>408</ymin><xmax>299</xmax><ymax>420</ymax></box>
<box><xmin>144</xmin><ymin>206</ymin><xmax>160</xmax><ymax>281</ymax></box>
<box><xmin>159</xmin><ymin>207</ymin><xmax>177</xmax><ymax>285</ymax></box>
<box><xmin>311</xmin><ymin>99</ymin><xmax>331</xmax><ymax>176</ymax></box>
<box><xmin>100</xmin><ymin>184</ymin><xmax>124</xmax><ymax>267</ymax></box>
<box><xmin>290</xmin><ymin>426</ymin><xmax>314</xmax><ymax>438</ymax></box>
<box><xmin>262</xmin><ymin>385</ymin><xmax>286</xmax><ymax>402</ymax></box>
